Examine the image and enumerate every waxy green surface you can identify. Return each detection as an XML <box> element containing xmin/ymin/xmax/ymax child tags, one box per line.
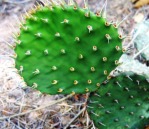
<box><xmin>88</xmin><ymin>74</ymin><xmax>149</xmax><ymax>129</ymax></box>
<box><xmin>15</xmin><ymin>5</ymin><xmax>122</xmax><ymax>94</ymax></box>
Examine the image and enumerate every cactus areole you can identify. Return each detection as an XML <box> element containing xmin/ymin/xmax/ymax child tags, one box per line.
<box><xmin>15</xmin><ymin>4</ymin><xmax>123</xmax><ymax>95</ymax></box>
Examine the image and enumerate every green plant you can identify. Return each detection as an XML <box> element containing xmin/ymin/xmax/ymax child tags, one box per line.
<box><xmin>87</xmin><ymin>74</ymin><xmax>149</xmax><ymax>129</ymax></box>
<box><xmin>14</xmin><ymin>1</ymin><xmax>149</xmax><ymax>128</ymax></box>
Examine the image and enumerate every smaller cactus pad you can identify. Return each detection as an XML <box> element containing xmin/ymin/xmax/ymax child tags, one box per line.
<box><xmin>15</xmin><ymin>4</ymin><xmax>123</xmax><ymax>95</ymax></box>
<box><xmin>87</xmin><ymin>74</ymin><xmax>149</xmax><ymax>129</ymax></box>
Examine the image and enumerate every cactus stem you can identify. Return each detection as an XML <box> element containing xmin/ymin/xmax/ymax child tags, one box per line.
<box><xmin>15</xmin><ymin>2</ymin><xmax>123</xmax><ymax>95</ymax></box>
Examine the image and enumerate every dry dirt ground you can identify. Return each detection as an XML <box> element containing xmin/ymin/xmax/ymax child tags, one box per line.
<box><xmin>0</xmin><ymin>0</ymin><xmax>149</xmax><ymax>129</ymax></box>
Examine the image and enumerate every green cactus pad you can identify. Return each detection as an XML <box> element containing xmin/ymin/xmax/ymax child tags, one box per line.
<box><xmin>87</xmin><ymin>74</ymin><xmax>149</xmax><ymax>129</ymax></box>
<box><xmin>15</xmin><ymin>4</ymin><xmax>122</xmax><ymax>95</ymax></box>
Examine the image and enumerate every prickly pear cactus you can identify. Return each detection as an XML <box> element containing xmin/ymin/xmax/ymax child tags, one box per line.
<box><xmin>15</xmin><ymin>4</ymin><xmax>123</xmax><ymax>95</ymax></box>
<box><xmin>87</xmin><ymin>74</ymin><xmax>149</xmax><ymax>129</ymax></box>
